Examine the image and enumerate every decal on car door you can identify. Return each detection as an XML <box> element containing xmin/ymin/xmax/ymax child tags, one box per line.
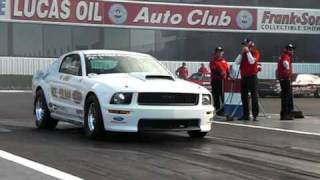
<box><xmin>51</xmin><ymin>86</ymin><xmax>83</xmax><ymax>104</ymax></box>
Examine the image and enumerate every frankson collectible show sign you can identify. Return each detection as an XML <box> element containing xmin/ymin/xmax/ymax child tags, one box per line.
<box><xmin>0</xmin><ymin>0</ymin><xmax>319</xmax><ymax>34</ymax></box>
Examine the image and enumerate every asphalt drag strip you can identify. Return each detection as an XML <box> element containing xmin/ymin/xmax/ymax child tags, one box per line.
<box><xmin>0</xmin><ymin>93</ymin><xmax>319</xmax><ymax>180</ymax></box>
<box><xmin>0</xmin><ymin>157</ymin><xmax>57</xmax><ymax>180</ymax></box>
<box><xmin>212</xmin><ymin>114</ymin><xmax>320</xmax><ymax>152</ymax></box>
<box><xmin>0</xmin><ymin>150</ymin><xmax>83</xmax><ymax>180</ymax></box>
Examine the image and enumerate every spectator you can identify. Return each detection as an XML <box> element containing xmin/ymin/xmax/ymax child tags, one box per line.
<box><xmin>234</xmin><ymin>38</ymin><xmax>261</xmax><ymax>121</ymax></box>
<box><xmin>210</xmin><ymin>47</ymin><xmax>229</xmax><ymax>116</ymax></box>
<box><xmin>276</xmin><ymin>44</ymin><xmax>295</xmax><ymax>120</ymax></box>
<box><xmin>175</xmin><ymin>62</ymin><xmax>189</xmax><ymax>79</ymax></box>
<box><xmin>198</xmin><ymin>63</ymin><xmax>209</xmax><ymax>74</ymax></box>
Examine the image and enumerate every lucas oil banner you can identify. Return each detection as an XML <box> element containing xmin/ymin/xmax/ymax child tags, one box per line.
<box><xmin>2</xmin><ymin>0</ymin><xmax>320</xmax><ymax>34</ymax></box>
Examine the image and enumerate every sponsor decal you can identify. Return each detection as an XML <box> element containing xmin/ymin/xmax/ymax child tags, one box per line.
<box><xmin>0</xmin><ymin>0</ymin><xmax>9</xmax><ymax>19</ymax></box>
<box><xmin>72</xmin><ymin>90</ymin><xmax>82</xmax><ymax>104</ymax></box>
<box><xmin>236</xmin><ymin>10</ymin><xmax>254</xmax><ymax>29</ymax></box>
<box><xmin>113</xmin><ymin>116</ymin><xmax>124</xmax><ymax>121</ymax></box>
<box><xmin>117</xmin><ymin>5</ymin><xmax>257</xmax><ymax>30</ymax></box>
<box><xmin>12</xmin><ymin>0</ymin><xmax>102</xmax><ymax>22</ymax></box>
<box><xmin>34</xmin><ymin>71</ymin><xmax>49</xmax><ymax>80</ymax></box>
<box><xmin>51</xmin><ymin>86</ymin><xmax>58</xmax><ymax>98</ymax></box>
<box><xmin>51</xmin><ymin>86</ymin><xmax>82</xmax><ymax>104</ymax></box>
<box><xmin>0</xmin><ymin>0</ymin><xmax>6</xmax><ymax>15</ymax></box>
<box><xmin>108</xmin><ymin>3</ymin><xmax>127</xmax><ymax>24</ymax></box>
<box><xmin>258</xmin><ymin>9</ymin><xmax>320</xmax><ymax>34</ymax></box>
<box><xmin>60</xmin><ymin>75</ymin><xmax>72</xmax><ymax>81</ymax></box>
<box><xmin>111</xmin><ymin>116</ymin><xmax>127</xmax><ymax>124</ymax></box>
<box><xmin>58</xmin><ymin>88</ymin><xmax>71</xmax><ymax>100</ymax></box>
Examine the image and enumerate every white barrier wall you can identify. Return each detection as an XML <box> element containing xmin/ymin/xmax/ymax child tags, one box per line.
<box><xmin>0</xmin><ymin>57</ymin><xmax>320</xmax><ymax>79</ymax></box>
<box><xmin>163</xmin><ymin>61</ymin><xmax>320</xmax><ymax>79</ymax></box>
<box><xmin>0</xmin><ymin>57</ymin><xmax>54</xmax><ymax>75</ymax></box>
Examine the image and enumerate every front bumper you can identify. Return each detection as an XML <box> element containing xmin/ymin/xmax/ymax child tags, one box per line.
<box><xmin>101</xmin><ymin>104</ymin><xmax>214</xmax><ymax>133</ymax></box>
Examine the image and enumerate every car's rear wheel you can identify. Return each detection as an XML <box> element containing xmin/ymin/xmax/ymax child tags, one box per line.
<box><xmin>187</xmin><ymin>130</ymin><xmax>208</xmax><ymax>138</ymax></box>
<box><xmin>84</xmin><ymin>95</ymin><xmax>105</xmax><ymax>139</ymax></box>
<box><xmin>34</xmin><ymin>89</ymin><xmax>58</xmax><ymax>129</ymax></box>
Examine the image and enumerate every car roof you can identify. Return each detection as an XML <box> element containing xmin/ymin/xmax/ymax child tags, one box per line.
<box><xmin>78</xmin><ymin>50</ymin><xmax>151</xmax><ymax>57</ymax></box>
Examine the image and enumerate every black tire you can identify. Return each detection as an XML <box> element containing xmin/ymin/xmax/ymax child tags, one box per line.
<box><xmin>34</xmin><ymin>89</ymin><xmax>58</xmax><ymax>129</ymax></box>
<box><xmin>187</xmin><ymin>131</ymin><xmax>208</xmax><ymax>138</ymax></box>
<box><xmin>315</xmin><ymin>89</ymin><xmax>320</xmax><ymax>98</ymax></box>
<box><xmin>84</xmin><ymin>95</ymin><xmax>105</xmax><ymax>139</ymax></box>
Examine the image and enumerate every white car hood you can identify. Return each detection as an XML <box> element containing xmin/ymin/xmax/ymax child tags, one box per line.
<box><xmin>89</xmin><ymin>73</ymin><xmax>209</xmax><ymax>94</ymax></box>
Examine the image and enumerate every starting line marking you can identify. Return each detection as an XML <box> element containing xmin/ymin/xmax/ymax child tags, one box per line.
<box><xmin>212</xmin><ymin>121</ymin><xmax>320</xmax><ymax>137</ymax></box>
<box><xmin>0</xmin><ymin>90</ymin><xmax>32</xmax><ymax>93</ymax></box>
<box><xmin>0</xmin><ymin>150</ymin><xmax>83</xmax><ymax>180</ymax></box>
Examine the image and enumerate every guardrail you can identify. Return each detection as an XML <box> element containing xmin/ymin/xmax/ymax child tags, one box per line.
<box><xmin>0</xmin><ymin>57</ymin><xmax>319</xmax><ymax>79</ymax></box>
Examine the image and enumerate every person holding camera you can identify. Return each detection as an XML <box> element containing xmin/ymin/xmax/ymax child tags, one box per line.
<box><xmin>234</xmin><ymin>38</ymin><xmax>261</xmax><ymax>121</ymax></box>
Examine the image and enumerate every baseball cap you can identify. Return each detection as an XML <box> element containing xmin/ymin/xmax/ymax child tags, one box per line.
<box><xmin>215</xmin><ymin>46</ymin><xmax>224</xmax><ymax>52</ymax></box>
<box><xmin>241</xmin><ymin>38</ymin><xmax>254</xmax><ymax>47</ymax></box>
<box><xmin>286</xmin><ymin>44</ymin><xmax>295</xmax><ymax>50</ymax></box>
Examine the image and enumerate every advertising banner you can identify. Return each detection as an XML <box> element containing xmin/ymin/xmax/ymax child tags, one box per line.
<box><xmin>10</xmin><ymin>0</ymin><xmax>257</xmax><ymax>32</ymax></box>
<box><xmin>2</xmin><ymin>0</ymin><xmax>320</xmax><ymax>34</ymax></box>
<box><xmin>257</xmin><ymin>8</ymin><xmax>320</xmax><ymax>34</ymax></box>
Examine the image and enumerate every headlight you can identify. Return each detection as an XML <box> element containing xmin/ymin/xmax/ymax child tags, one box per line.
<box><xmin>202</xmin><ymin>94</ymin><xmax>212</xmax><ymax>105</ymax></box>
<box><xmin>110</xmin><ymin>93</ymin><xmax>133</xmax><ymax>104</ymax></box>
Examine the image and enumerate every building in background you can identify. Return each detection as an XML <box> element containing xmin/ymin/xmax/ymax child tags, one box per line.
<box><xmin>0</xmin><ymin>0</ymin><xmax>320</xmax><ymax>62</ymax></box>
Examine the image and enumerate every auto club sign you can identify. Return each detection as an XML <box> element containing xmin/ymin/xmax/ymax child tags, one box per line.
<box><xmin>2</xmin><ymin>0</ymin><xmax>320</xmax><ymax>34</ymax></box>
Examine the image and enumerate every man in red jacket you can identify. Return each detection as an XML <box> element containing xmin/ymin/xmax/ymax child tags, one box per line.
<box><xmin>175</xmin><ymin>62</ymin><xmax>189</xmax><ymax>79</ymax></box>
<box><xmin>277</xmin><ymin>44</ymin><xmax>295</xmax><ymax>120</ymax></box>
<box><xmin>198</xmin><ymin>63</ymin><xmax>209</xmax><ymax>74</ymax></box>
<box><xmin>210</xmin><ymin>47</ymin><xmax>229</xmax><ymax>116</ymax></box>
<box><xmin>234</xmin><ymin>39</ymin><xmax>260</xmax><ymax>121</ymax></box>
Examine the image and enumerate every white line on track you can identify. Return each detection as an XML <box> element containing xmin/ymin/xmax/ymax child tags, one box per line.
<box><xmin>0</xmin><ymin>90</ymin><xmax>32</xmax><ymax>93</ymax></box>
<box><xmin>0</xmin><ymin>150</ymin><xmax>83</xmax><ymax>180</ymax></box>
<box><xmin>213</xmin><ymin>121</ymin><xmax>320</xmax><ymax>137</ymax></box>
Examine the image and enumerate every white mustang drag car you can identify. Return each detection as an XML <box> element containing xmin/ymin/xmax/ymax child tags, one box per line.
<box><xmin>32</xmin><ymin>50</ymin><xmax>214</xmax><ymax>138</ymax></box>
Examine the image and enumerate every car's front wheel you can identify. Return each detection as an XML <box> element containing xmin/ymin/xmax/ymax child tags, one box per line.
<box><xmin>84</xmin><ymin>95</ymin><xmax>105</xmax><ymax>139</ymax></box>
<box><xmin>34</xmin><ymin>89</ymin><xmax>58</xmax><ymax>129</ymax></box>
<box><xmin>187</xmin><ymin>130</ymin><xmax>208</xmax><ymax>138</ymax></box>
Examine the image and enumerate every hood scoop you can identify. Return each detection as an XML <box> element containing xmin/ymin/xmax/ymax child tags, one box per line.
<box><xmin>145</xmin><ymin>75</ymin><xmax>174</xmax><ymax>81</ymax></box>
<box><xmin>129</xmin><ymin>73</ymin><xmax>174</xmax><ymax>81</ymax></box>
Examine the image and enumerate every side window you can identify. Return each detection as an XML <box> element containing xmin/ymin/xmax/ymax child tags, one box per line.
<box><xmin>59</xmin><ymin>54</ymin><xmax>82</xmax><ymax>76</ymax></box>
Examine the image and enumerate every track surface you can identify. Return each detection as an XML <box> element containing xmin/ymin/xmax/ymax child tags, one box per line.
<box><xmin>0</xmin><ymin>93</ymin><xmax>319</xmax><ymax>180</ymax></box>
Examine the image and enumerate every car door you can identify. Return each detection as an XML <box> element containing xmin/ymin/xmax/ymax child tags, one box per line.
<box><xmin>50</xmin><ymin>53</ymin><xmax>84</xmax><ymax>120</ymax></box>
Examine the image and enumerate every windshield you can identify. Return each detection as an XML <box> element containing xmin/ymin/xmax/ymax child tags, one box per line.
<box><xmin>190</xmin><ymin>73</ymin><xmax>211</xmax><ymax>81</ymax></box>
<box><xmin>190</xmin><ymin>73</ymin><xmax>202</xmax><ymax>80</ymax></box>
<box><xmin>85</xmin><ymin>54</ymin><xmax>170</xmax><ymax>75</ymax></box>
